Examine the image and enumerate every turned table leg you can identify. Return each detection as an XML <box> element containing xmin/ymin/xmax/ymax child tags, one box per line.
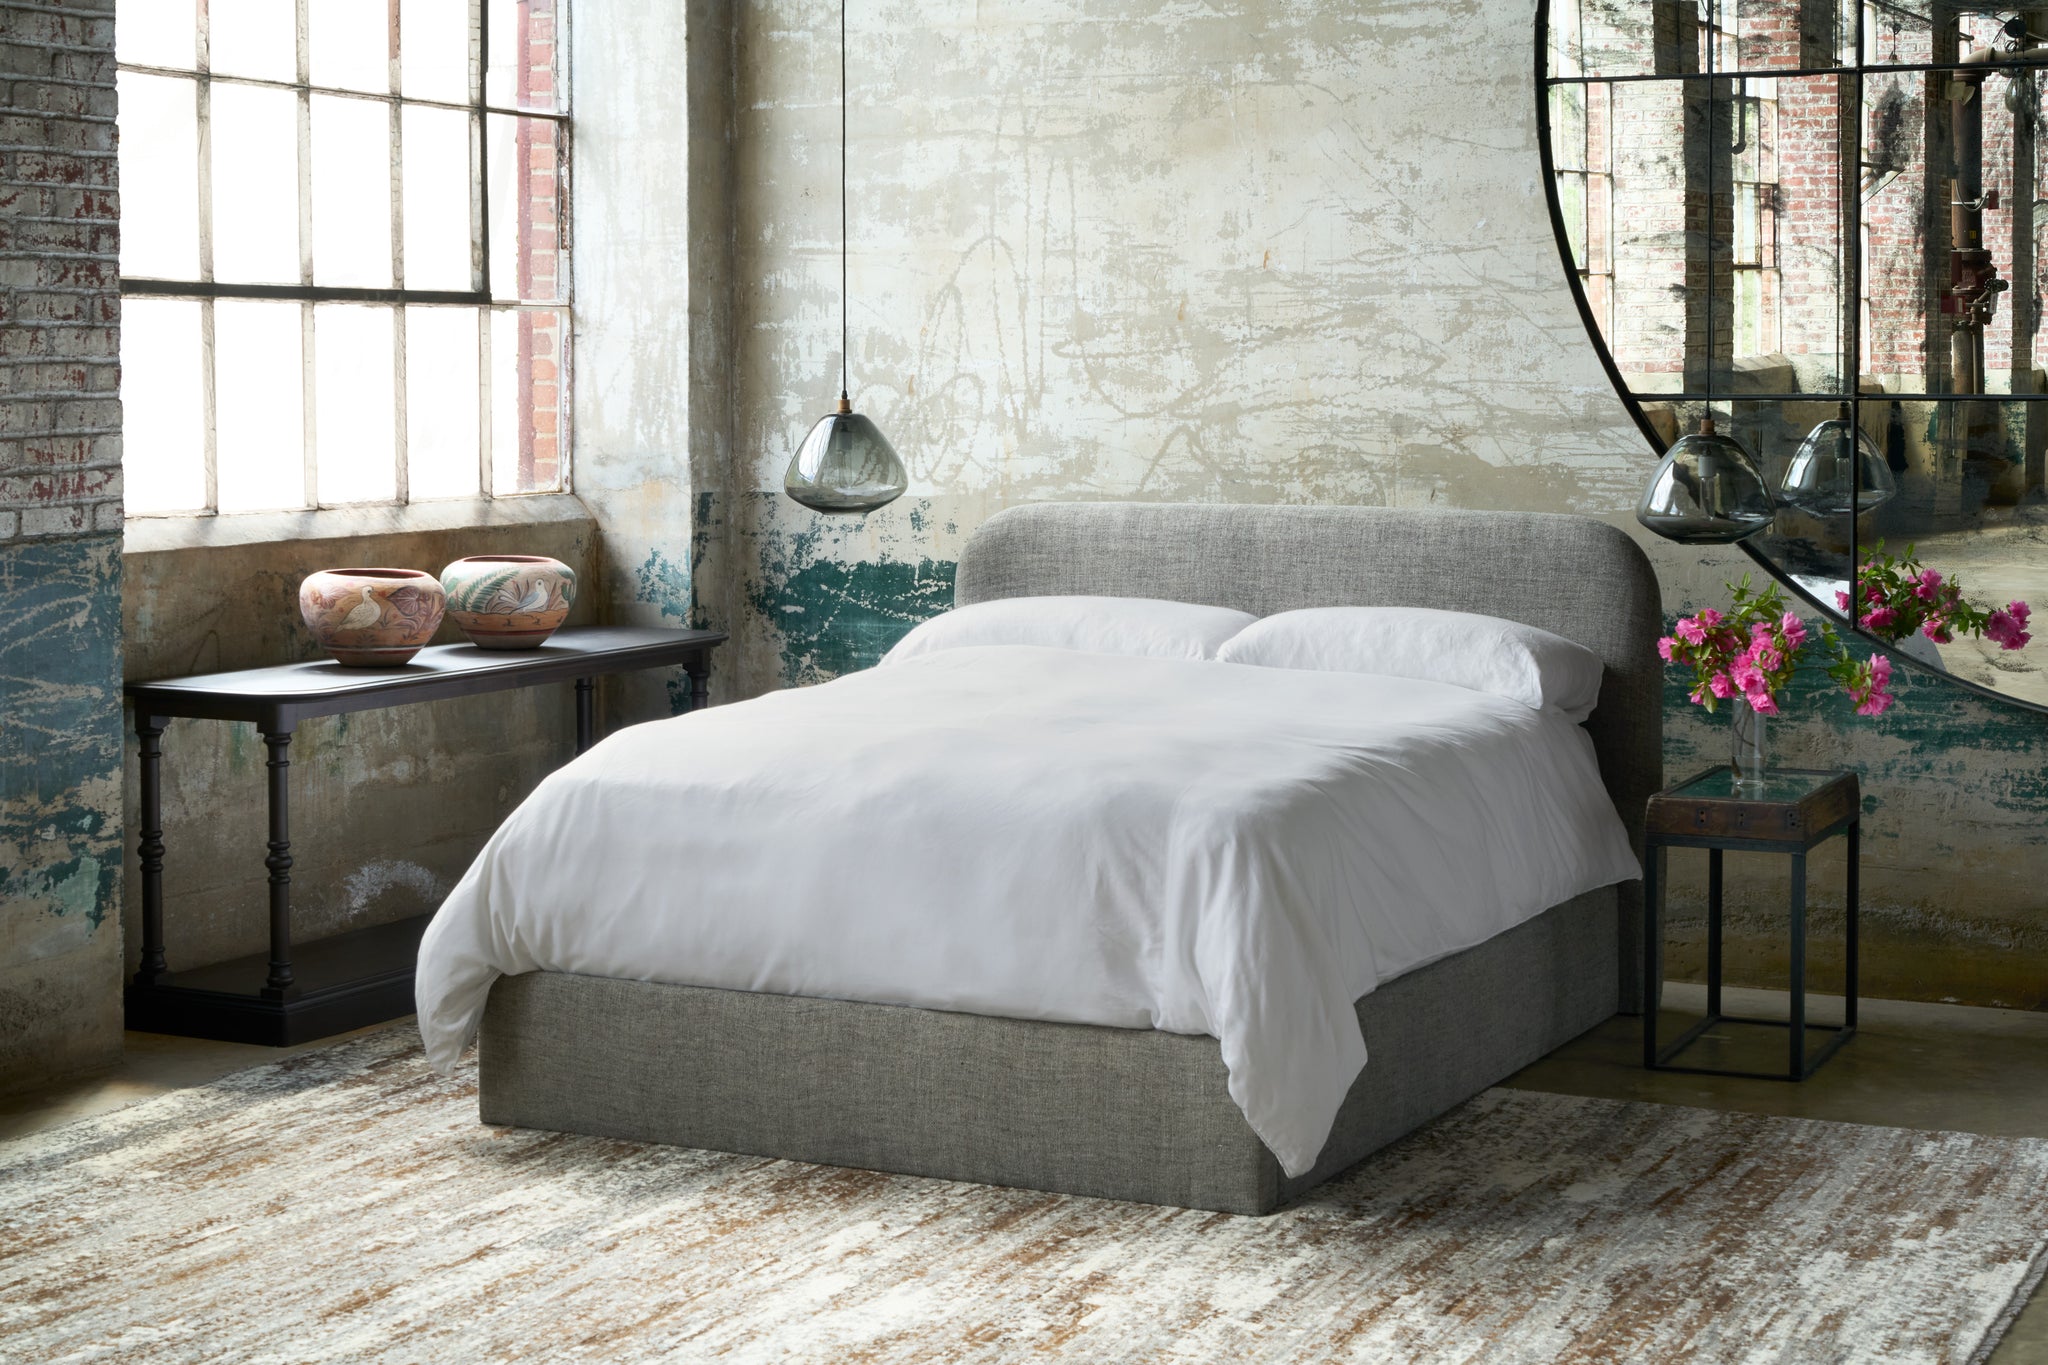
<box><xmin>688</xmin><ymin>659</ymin><xmax>710</xmax><ymax>713</ymax></box>
<box><xmin>134</xmin><ymin>714</ymin><xmax>168</xmax><ymax>987</ymax></box>
<box><xmin>262</xmin><ymin>727</ymin><xmax>297</xmax><ymax>998</ymax></box>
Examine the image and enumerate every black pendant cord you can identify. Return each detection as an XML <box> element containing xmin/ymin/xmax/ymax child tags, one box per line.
<box><xmin>840</xmin><ymin>0</ymin><xmax>850</xmax><ymax>404</ymax></box>
<box><xmin>1704</xmin><ymin>1</ymin><xmax>1715</xmax><ymax>419</ymax></box>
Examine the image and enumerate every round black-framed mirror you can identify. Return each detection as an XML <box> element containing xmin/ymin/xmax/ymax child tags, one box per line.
<box><xmin>1537</xmin><ymin>0</ymin><xmax>2047</xmax><ymax>710</ymax></box>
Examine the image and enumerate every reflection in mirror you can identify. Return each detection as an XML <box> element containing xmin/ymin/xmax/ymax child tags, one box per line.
<box><xmin>1541</xmin><ymin>0</ymin><xmax>2048</xmax><ymax>710</ymax></box>
<box><xmin>1869</xmin><ymin>400</ymin><xmax>2048</xmax><ymax>704</ymax></box>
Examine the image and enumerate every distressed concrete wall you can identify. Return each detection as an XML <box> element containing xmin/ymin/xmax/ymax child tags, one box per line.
<box><xmin>696</xmin><ymin>0</ymin><xmax>2048</xmax><ymax>1010</ymax></box>
<box><xmin>569</xmin><ymin>0</ymin><xmax>732</xmax><ymax>719</ymax></box>
<box><xmin>0</xmin><ymin>0</ymin><xmax>124</xmax><ymax>1091</ymax></box>
<box><xmin>120</xmin><ymin>502</ymin><xmax>596</xmax><ymax>973</ymax></box>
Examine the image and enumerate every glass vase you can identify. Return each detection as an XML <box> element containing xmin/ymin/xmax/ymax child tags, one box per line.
<box><xmin>1729</xmin><ymin>698</ymin><xmax>1767</xmax><ymax>793</ymax></box>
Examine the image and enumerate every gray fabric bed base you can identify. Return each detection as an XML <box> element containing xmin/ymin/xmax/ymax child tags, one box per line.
<box><xmin>477</xmin><ymin>886</ymin><xmax>1617</xmax><ymax>1216</ymax></box>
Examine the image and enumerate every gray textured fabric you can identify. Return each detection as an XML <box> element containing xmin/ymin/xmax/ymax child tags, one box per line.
<box><xmin>955</xmin><ymin>502</ymin><xmax>1662</xmax><ymax>1012</ymax></box>
<box><xmin>479</xmin><ymin>888</ymin><xmax>1616</xmax><ymax>1215</ymax></box>
<box><xmin>478</xmin><ymin>503</ymin><xmax>1658</xmax><ymax>1212</ymax></box>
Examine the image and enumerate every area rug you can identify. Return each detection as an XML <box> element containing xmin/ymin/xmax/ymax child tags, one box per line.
<box><xmin>3</xmin><ymin>1029</ymin><xmax>2045</xmax><ymax>1364</ymax></box>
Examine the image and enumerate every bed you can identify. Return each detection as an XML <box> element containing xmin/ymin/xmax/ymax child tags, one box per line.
<box><xmin>426</xmin><ymin>503</ymin><xmax>1662</xmax><ymax>1215</ymax></box>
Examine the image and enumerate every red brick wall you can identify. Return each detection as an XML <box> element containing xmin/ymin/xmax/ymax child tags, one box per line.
<box><xmin>513</xmin><ymin>0</ymin><xmax>563</xmax><ymax>492</ymax></box>
<box><xmin>0</xmin><ymin>0</ymin><xmax>121</xmax><ymax>541</ymax></box>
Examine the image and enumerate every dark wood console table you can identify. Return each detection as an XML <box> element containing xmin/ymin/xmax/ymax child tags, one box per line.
<box><xmin>124</xmin><ymin>625</ymin><xmax>725</xmax><ymax>1046</ymax></box>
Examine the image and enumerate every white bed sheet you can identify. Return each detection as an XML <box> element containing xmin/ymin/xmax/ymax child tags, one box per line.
<box><xmin>416</xmin><ymin>645</ymin><xmax>1638</xmax><ymax>1176</ymax></box>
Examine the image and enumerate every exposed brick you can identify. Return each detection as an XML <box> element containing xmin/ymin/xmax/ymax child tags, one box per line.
<box><xmin>0</xmin><ymin>465</ymin><xmax>117</xmax><ymax>505</ymax></box>
<box><xmin>18</xmin><ymin>502</ymin><xmax>89</xmax><ymax>535</ymax></box>
<box><xmin>0</xmin><ymin>0</ymin><xmax>119</xmax><ymax>545</ymax></box>
<box><xmin>23</xmin><ymin>434</ymin><xmax>91</xmax><ymax>465</ymax></box>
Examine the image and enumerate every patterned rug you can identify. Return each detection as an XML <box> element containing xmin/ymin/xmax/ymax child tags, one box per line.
<box><xmin>2</xmin><ymin>1028</ymin><xmax>2045</xmax><ymax>1364</ymax></box>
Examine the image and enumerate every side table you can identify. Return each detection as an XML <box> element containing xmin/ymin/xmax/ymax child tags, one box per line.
<box><xmin>124</xmin><ymin>625</ymin><xmax>725</xmax><ymax>1046</ymax></box>
<box><xmin>1642</xmin><ymin>766</ymin><xmax>1860</xmax><ymax>1080</ymax></box>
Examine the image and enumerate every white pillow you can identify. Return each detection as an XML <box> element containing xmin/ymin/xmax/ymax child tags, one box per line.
<box><xmin>882</xmin><ymin>595</ymin><xmax>1258</xmax><ymax>666</ymax></box>
<box><xmin>1216</xmin><ymin>606</ymin><xmax>1605</xmax><ymax>721</ymax></box>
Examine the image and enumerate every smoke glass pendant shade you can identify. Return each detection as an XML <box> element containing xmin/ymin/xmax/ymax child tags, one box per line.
<box><xmin>1777</xmin><ymin>407</ymin><xmax>1897</xmax><ymax>518</ymax></box>
<box><xmin>1635</xmin><ymin>416</ymin><xmax>1775</xmax><ymax>543</ymax></box>
<box><xmin>784</xmin><ymin>398</ymin><xmax>908</xmax><ymax>514</ymax></box>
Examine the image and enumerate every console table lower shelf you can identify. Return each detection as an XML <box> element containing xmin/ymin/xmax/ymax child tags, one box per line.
<box><xmin>123</xmin><ymin>625</ymin><xmax>724</xmax><ymax>1045</ymax></box>
<box><xmin>124</xmin><ymin>914</ymin><xmax>431</xmax><ymax>1047</ymax></box>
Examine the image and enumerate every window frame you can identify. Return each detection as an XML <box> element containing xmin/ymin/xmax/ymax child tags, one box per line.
<box><xmin>116</xmin><ymin>0</ymin><xmax>571</xmax><ymax>518</ymax></box>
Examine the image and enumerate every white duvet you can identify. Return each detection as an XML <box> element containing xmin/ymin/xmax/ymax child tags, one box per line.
<box><xmin>416</xmin><ymin>645</ymin><xmax>1638</xmax><ymax>1176</ymax></box>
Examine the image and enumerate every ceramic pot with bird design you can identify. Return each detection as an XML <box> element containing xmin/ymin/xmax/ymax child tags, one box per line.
<box><xmin>440</xmin><ymin>555</ymin><xmax>578</xmax><ymax>649</ymax></box>
<box><xmin>299</xmin><ymin>568</ymin><xmax>447</xmax><ymax>667</ymax></box>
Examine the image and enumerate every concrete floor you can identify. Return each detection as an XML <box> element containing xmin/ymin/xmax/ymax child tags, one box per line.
<box><xmin>3</xmin><ymin>991</ymin><xmax>2046</xmax><ymax>1361</ymax></box>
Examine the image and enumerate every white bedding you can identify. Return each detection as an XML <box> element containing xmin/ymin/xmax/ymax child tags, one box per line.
<box><xmin>415</xmin><ymin>645</ymin><xmax>1638</xmax><ymax>1176</ymax></box>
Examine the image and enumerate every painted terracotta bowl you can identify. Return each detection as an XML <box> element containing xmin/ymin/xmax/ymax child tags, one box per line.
<box><xmin>441</xmin><ymin>555</ymin><xmax>578</xmax><ymax>650</ymax></box>
<box><xmin>299</xmin><ymin>568</ymin><xmax>447</xmax><ymax>667</ymax></box>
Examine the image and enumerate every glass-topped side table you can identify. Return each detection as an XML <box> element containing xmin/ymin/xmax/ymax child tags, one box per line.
<box><xmin>1642</xmin><ymin>766</ymin><xmax>1860</xmax><ymax>1081</ymax></box>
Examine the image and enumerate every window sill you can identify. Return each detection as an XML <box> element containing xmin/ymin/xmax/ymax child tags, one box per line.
<box><xmin>122</xmin><ymin>494</ymin><xmax>593</xmax><ymax>556</ymax></box>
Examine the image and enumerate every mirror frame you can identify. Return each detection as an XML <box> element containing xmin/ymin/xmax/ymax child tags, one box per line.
<box><xmin>1533</xmin><ymin>0</ymin><xmax>2048</xmax><ymax>714</ymax></box>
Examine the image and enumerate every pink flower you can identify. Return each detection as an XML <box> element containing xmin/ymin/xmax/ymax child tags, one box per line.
<box><xmin>1657</xmin><ymin>636</ymin><xmax>1676</xmax><ymax>662</ymax></box>
<box><xmin>1836</xmin><ymin>589</ymin><xmax>1853</xmax><ymax>612</ymax></box>
<box><xmin>1753</xmin><ymin>642</ymin><xmax>1782</xmax><ymax>670</ymax></box>
<box><xmin>1987</xmin><ymin>604</ymin><xmax>2032</xmax><ymax>651</ymax></box>
<box><xmin>1781</xmin><ymin>612</ymin><xmax>1808</xmax><ymax>647</ymax></box>
<box><xmin>1708</xmin><ymin>672</ymin><xmax>1736</xmax><ymax>700</ymax></box>
<box><xmin>1848</xmin><ymin>657</ymin><xmax>1895</xmax><ymax>716</ymax></box>
<box><xmin>1923</xmin><ymin>617</ymin><xmax>1953</xmax><ymax>644</ymax></box>
<box><xmin>1675</xmin><ymin>617</ymin><xmax>1706</xmax><ymax>646</ymax></box>
<box><xmin>1698</xmin><ymin>608</ymin><xmax>1724</xmax><ymax>628</ymax></box>
<box><xmin>1913</xmin><ymin>569</ymin><xmax>1944</xmax><ymax>602</ymax></box>
<box><xmin>1861</xmin><ymin>606</ymin><xmax>1899</xmax><ymax>635</ymax></box>
<box><xmin>1744</xmin><ymin>687</ymin><xmax>1779</xmax><ymax>716</ymax></box>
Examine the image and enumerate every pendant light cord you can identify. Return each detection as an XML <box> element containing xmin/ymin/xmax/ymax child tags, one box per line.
<box><xmin>840</xmin><ymin>0</ymin><xmax>850</xmax><ymax>403</ymax></box>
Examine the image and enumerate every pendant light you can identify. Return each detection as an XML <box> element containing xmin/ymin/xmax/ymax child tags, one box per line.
<box><xmin>1777</xmin><ymin>402</ymin><xmax>1897</xmax><ymax>518</ymax></box>
<box><xmin>1635</xmin><ymin>414</ymin><xmax>1775</xmax><ymax>542</ymax></box>
<box><xmin>783</xmin><ymin>0</ymin><xmax>907</xmax><ymax>515</ymax></box>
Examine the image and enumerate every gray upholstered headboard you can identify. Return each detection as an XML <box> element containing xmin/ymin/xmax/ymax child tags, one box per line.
<box><xmin>954</xmin><ymin>501</ymin><xmax>1663</xmax><ymax>1012</ymax></box>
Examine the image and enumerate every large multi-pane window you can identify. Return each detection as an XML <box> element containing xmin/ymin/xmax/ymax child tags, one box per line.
<box><xmin>115</xmin><ymin>1</ymin><xmax>569</xmax><ymax>516</ymax></box>
<box><xmin>1728</xmin><ymin>80</ymin><xmax>1781</xmax><ymax>361</ymax></box>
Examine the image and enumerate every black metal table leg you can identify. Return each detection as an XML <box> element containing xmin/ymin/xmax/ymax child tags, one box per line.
<box><xmin>1846</xmin><ymin>818</ymin><xmax>1860</xmax><ymax>1032</ymax></box>
<box><xmin>135</xmin><ymin>713</ymin><xmax>168</xmax><ymax>987</ymax></box>
<box><xmin>575</xmin><ymin>677</ymin><xmax>595</xmax><ymax>753</ymax></box>
<box><xmin>1706</xmin><ymin>847</ymin><xmax>1724</xmax><ymax>1020</ymax></box>
<box><xmin>1642</xmin><ymin>838</ymin><xmax>1661</xmax><ymax>1068</ymax></box>
<box><xmin>262</xmin><ymin>727</ymin><xmax>296</xmax><ymax>999</ymax></box>
<box><xmin>1788</xmin><ymin>851</ymin><xmax>1807</xmax><ymax>1079</ymax></box>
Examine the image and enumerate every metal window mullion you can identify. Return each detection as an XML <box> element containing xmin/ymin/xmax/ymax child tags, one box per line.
<box><xmin>476</xmin><ymin>0</ymin><xmax>492</xmax><ymax>303</ymax></box>
<box><xmin>302</xmin><ymin>300</ymin><xmax>319</xmax><ymax>508</ymax></box>
<box><xmin>195</xmin><ymin>3</ymin><xmax>218</xmax><ymax>512</ymax></box>
<box><xmin>198</xmin><ymin>298</ymin><xmax>219</xmax><ymax>514</ymax></box>
<box><xmin>116</xmin><ymin>60</ymin><xmax>548</xmax><ymax>119</ymax></box>
<box><xmin>478</xmin><ymin>305</ymin><xmax>494</xmax><ymax>499</ymax></box>
<box><xmin>390</xmin><ymin>0</ymin><xmax>409</xmax><ymax>504</ymax></box>
<box><xmin>475</xmin><ymin>0</ymin><xmax>494</xmax><ymax>499</ymax></box>
<box><xmin>297</xmin><ymin>0</ymin><xmax>317</xmax><ymax>509</ymax></box>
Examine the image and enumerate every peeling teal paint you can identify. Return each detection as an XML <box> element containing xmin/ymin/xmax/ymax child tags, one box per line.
<box><xmin>633</xmin><ymin>549</ymin><xmax>692</xmax><ymax>624</ymax></box>
<box><xmin>0</xmin><ymin>534</ymin><xmax>123</xmax><ymax>939</ymax></box>
<box><xmin>750</xmin><ymin>557</ymin><xmax>958</xmax><ymax>684</ymax></box>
